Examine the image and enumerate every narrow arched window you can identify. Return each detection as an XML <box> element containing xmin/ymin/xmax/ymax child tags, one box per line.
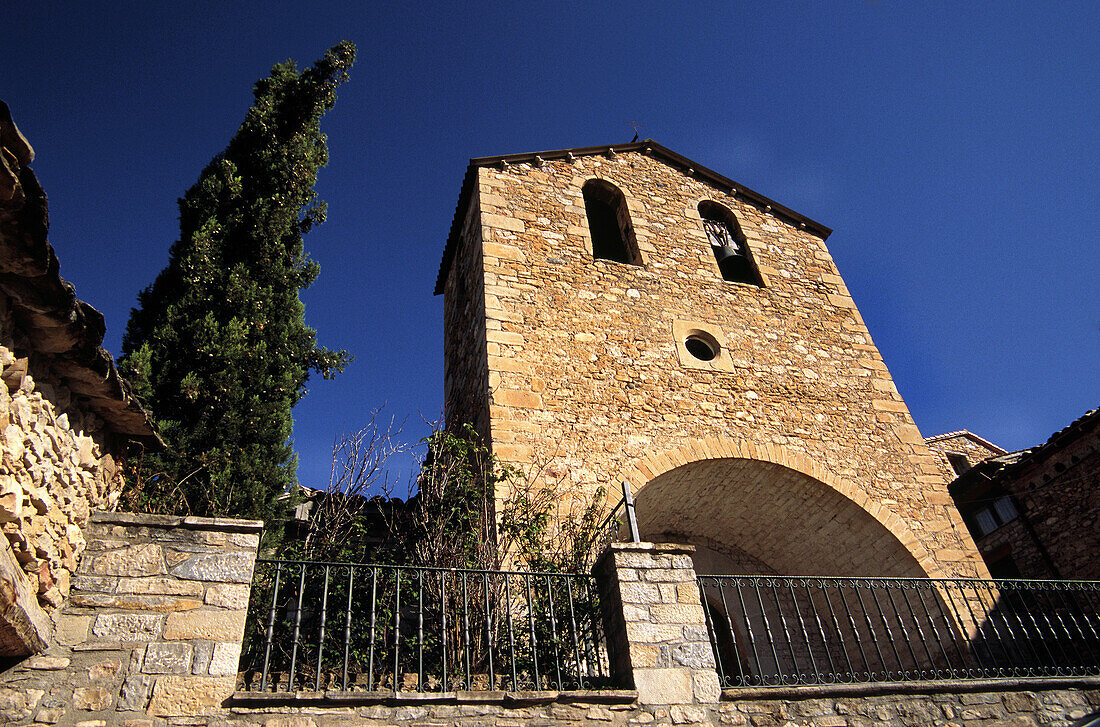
<box><xmin>699</xmin><ymin>201</ymin><xmax>763</xmax><ymax>286</ymax></box>
<box><xmin>583</xmin><ymin>179</ymin><xmax>641</xmax><ymax>265</ymax></box>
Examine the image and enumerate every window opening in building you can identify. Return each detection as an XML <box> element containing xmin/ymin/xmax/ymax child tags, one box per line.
<box><xmin>583</xmin><ymin>179</ymin><xmax>641</xmax><ymax>265</ymax></box>
<box><xmin>971</xmin><ymin>495</ymin><xmax>1019</xmax><ymax>537</ymax></box>
<box><xmin>699</xmin><ymin>201</ymin><xmax>763</xmax><ymax>286</ymax></box>
<box><xmin>946</xmin><ymin>452</ymin><xmax>971</xmax><ymax>476</ymax></box>
<box><xmin>684</xmin><ymin>333</ymin><xmax>719</xmax><ymax>362</ymax></box>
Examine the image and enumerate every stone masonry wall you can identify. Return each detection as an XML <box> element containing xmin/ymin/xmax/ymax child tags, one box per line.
<box><xmin>924</xmin><ymin>432</ymin><xmax>1006</xmax><ymax>487</ymax></box>
<box><xmin>443</xmin><ymin>148</ymin><xmax>982</xmax><ymax>579</ymax></box>
<box><xmin>442</xmin><ymin>180</ymin><xmax>492</xmax><ymax>441</ymax></box>
<box><xmin>219</xmin><ymin>684</ymin><xmax>1100</xmax><ymax>727</ymax></box>
<box><xmin>1000</xmin><ymin>424</ymin><xmax>1100</xmax><ymax>579</ymax></box>
<box><xmin>0</xmin><ymin>294</ymin><xmax>125</xmax><ymax>614</ymax></box>
<box><xmin>0</xmin><ymin>512</ymin><xmax>259</xmax><ymax>725</ymax></box>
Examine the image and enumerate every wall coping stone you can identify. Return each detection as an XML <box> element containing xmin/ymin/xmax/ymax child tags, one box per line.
<box><xmin>229</xmin><ymin>689</ymin><xmax>638</xmax><ymax>707</ymax></box>
<box><xmin>594</xmin><ymin>542</ymin><xmax>697</xmax><ymax>572</ymax></box>
<box><xmin>90</xmin><ymin>511</ymin><xmax>264</xmax><ymax>533</ymax></box>
<box><xmin>723</xmin><ymin>676</ymin><xmax>1100</xmax><ymax>700</ymax></box>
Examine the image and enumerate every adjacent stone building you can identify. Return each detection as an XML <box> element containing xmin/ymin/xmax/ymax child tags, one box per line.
<box><xmin>436</xmin><ymin>140</ymin><xmax>987</xmax><ymax>582</ymax></box>
<box><xmin>0</xmin><ymin>102</ymin><xmax>158</xmax><ymax>655</ymax></box>
<box><xmin>929</xmin><ymin>408</ymin><xmax>1100</xmax><ymax>579</ymax></box>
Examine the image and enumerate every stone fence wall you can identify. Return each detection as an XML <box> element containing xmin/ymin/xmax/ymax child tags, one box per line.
<box><xmin>0</xmin><ymin>512</ymin><xmax>259</xmax><ymax>725</ymax></box>
<box><xmin>0</xmin><ymin>517</ymin><xmax>1097</xmax><ymax>727</ymax></box>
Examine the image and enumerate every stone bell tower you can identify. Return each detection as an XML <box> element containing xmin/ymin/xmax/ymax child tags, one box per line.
<box><xmin>435</xmin><ymin>140</ymin><xmax>985</xmax><ymax>580</ymax></box>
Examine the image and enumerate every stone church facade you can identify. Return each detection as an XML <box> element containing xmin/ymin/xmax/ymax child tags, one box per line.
<box><xmin>436</xmin><ymin>140</ymin><xmax>987</xmax><ymax>581</ymax></box>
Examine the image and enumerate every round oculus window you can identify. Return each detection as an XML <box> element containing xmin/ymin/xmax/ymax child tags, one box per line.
<box><xmin>684</xmin><ymin>333</ymin><xmax>719</xmax><ymax>362</ymax></box>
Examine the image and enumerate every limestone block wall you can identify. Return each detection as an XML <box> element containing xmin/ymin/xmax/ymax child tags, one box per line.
<box><xmin>440</xmin><ymin>145</ymin><xmax>983</xmax><ymax>579</ymax></box>
<box><xmin>0</xmin><ymin>512</ymin><xmax>259</xmax><ymax>725</ymax></box>
<box><xmin>0</xmin><ymin>295</ymin><xmax>125</xmax><ymax>611</ymax></box>
<box><xmin>595</xmin><ymin>542</ymin><xmax>719</xmax><ymax>706</ymax></box>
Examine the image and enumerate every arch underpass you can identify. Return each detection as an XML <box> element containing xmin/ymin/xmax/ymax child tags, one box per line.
<box><xmin>632</xmin><ymin>456</ymin><xmax>929</xmax><ymax>578</ymax></box>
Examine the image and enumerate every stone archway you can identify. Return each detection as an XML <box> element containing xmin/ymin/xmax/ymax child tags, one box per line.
<box><xmin>619</xmin><ymin>438</ymin><xmax>937</xmax><ymax>578</ymax></box>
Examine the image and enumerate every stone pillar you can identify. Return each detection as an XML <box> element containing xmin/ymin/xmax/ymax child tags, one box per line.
<box><xmin>595</xmin><ymin>542</ymin><xmax>720</xmax><ymax>706</ymax></box>
<box><xmin>0</xmin><ymin>511</ymin><xmax>261</xmax><ymax>724</ymax></box>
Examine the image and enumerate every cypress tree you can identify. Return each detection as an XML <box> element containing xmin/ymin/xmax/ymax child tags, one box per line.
<box><xmin>120</xmin><ymin>42</ymin><xmax>355</xmax><ymax>520</ymax></box>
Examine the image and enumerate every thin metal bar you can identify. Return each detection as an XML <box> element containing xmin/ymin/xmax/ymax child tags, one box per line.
<box><xmin>546</xmin><ymin>574</ymin><xmax>563</xmax><ymax>689</ymax></box>
<box><xmin>621</xmin><ymin>480</ymin><xmax>641</xmax><ymax>543</ymax></box>
<box><xmin>315</xmin><ymin>565</ymin><xmax>330</xmax><ymax>691</ymax></box>
<box><xmin>836</xmin><ymin>582</ymin><xmax>873</xmax><ymax>680</ymax></box>
<box><xmin>483</xmin><ymin>572</ymin><xmax>494</xmax><ymax>690</ymax></box>
<box><xmin>818</xmin><ymin>582</ymin><xmax>856</xmax><ymax>681</ymax></box>
<box><xmin>287</xmin><ymin>564</ymin><xmax>307</xmax><ymax>691</ymax></box>
<box><xmin>462</xmin><ymin>571</ymin><xmax>471</xmax><ymax>691</ymax></box>
<box><xmin>730</xmin><ymin>577</ymin><xmax>763</xmax><ymax>685</ymax></box>
<box><xmin>699</xmin><ymin>580</ymin><xmax>727</xmax><ymax>686</ymax></box>
<box><xmin>259</xmin><ymin>562</ymin><xmax>283</xmax><ymax>692</ymax></box>
<box><xmin>394</xmin><ymin>569</ymin><xmax>402</xmax><ymax>693</ymax></box>
<box><xmin>584</xmin><ymin>576</ymin><xmax>604</xmax><ymax>680</ymax></box>
<box><xmin>440</xmin><ymin>571</ymin><xmax>448</xmax><ymax>692</ymax></box>
<box><xmin>955</xmin><ymin>580</ymin><xmax>995</xmax><ymax>674</ymax></box>
<box><xmin>912</xmin><ymin>584</ymin><xmax>955</xmax><ymax>676</ymax></box>
<box><xmin>896</xmin><ymin>583</ymin><xmax>936</xmax><ymax>676</ymax></box>
<box><xmin>526</xmin><ymin>573</ymin><xmax>540</xmax><ymax>688</ymax></box>
<box><xmin>505</xmin><ymin>573</ymin><xmax>518</xmax><ymax>689</ymax></box>
<box><xmin>851</xmin><ymin>583</ymin><xmax>887</xmax><ymax>679</ymax></box>
<box><xmin>753</xmin><ymin>578</ymin><xmax>783</xmax><ymax>685</ymax></box>
<box><xmin>787</xmin><ymin>579</ymin><xmax>819</xmax><ymax>683</ymax></box>
<box><xmin>366</xmin><ymin>568</ymin><xmax>378</xmax><ymax>691</ymax></box>
<box><xmin>565</xmin><ymin>577</ymin><xmax>584</xmax><ymax>689</ymax></box>
<box><xmin>866</xmin><ymin>583</ymin><xmax>903</xmax><ymax>678</ymax></box>
<box><xmin>342</xmin><ymin>566</ymin><xmax>354</xmax><ymax>690</ymax></box>
<box><xmin>803</xmin><ymin>581</ymin><xmax>837</xmax><ymax>682</ymax></box>
<box><xmin>418</xmin><ymin>570</ymin><xmax>425</xmax><ymax>691</ymax></box>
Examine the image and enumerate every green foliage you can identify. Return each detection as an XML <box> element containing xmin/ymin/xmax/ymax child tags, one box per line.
<box><xmin>119</xmin><ymin>42</ymin><xmax>356</xmax><ymax>520</ymax></box>
<box><xmin>282</xmin><ymin>421</ymin><xmax>609</xmax><ymax>574</ymax></box>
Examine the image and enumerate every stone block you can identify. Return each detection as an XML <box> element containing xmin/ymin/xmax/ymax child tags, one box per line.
<box><xmin>692</xmin><ymin>669</ymin><xmax>720</xmax><ymax>704</ymax></box>
<box><xmin>143</xmin><ymin>642</ymin><xmax>193</xmax><ymax>674</ymax></box>
<box><xmin>670</xmin><ymin>705</ymin><xmax>708</xmax><ymax>724</ymax></box>
<box><xmin>192</xmin><ymin>641</ymin><xmax>214</xmax><ymax>675</ymax></box>
<box><xmin>146</xmin><ymin>675</ymin><xmax>236</xmax><ymax>717</ymax></box>
<box><xmin>204</xmin><ymin>583</ymin><xmax>250</xmax><ymax>609</ymax></box>
<box><xmin>169</xmin><ymin>552</ymin><xmax>254</xmax><ymax>583</ymax></box>
<box><xmin>650</xmin><ymin>603</ymin><xmax>703</xmax><ymax>624</ymax></box>
<box><xmin>116</xmin><ymin>674</ymin><xmax>153</xmax><ymax>712</ymax></box>
<box><xmin>162</xmin><ymin>609</ymin><xmax>245</xmax><ymax>641</ymax></box>
<box><xmin>87</xmin><ymin>658</ymin><xmax>122</xmax><ymax>681</ymax></box>
<box><xmin>633</xmin><ymin>668</ymin><xmax>692</xmax><ymax>705</ymax></box>
<box><xmin>208</xmin><ymin>642</ymin><xmax>241</xmax><ymax>676</ymax></box>
<box><xmin>116</xmin><ymin>577</ymin><xmax>204</xmax><ymax>597</ymax></box>
<box><xmin>72</xmin><ymin>686</ymin><xmax>111</xmax><ymax>711</ymax></box>
<box><xmin>72</xmin><ymin>592</ymin><xmax>203</xmax><ymax>612</ymax></box>
<box><xmin>23</xmin><ymin>656</ymin><xmax>69</xmax><ymax>670</ymax></box>
<box><xmin>34</xmin><ymin>707</ymin><xmax>64</xmax><ymax>724</ymax></box>
<box><xmin>88</xmin><ymin>544</ymin><xmax>165</xmax><ymax>577</ymax></box>
<box><xmin>92</xmin><ymin>613</ymin><xmax>162</xmax><ymax>642</ymax></box>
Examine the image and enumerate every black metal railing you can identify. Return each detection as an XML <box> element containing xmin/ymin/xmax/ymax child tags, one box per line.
<box><xmin>698</xmin><ymin>575</ymin><xmax>1100</xmax><ymax>687</ymax></box>
<box><xmin>239</xmin><ymin>560</ymin><xmax>610</xmax><ymax>693</ymax></box>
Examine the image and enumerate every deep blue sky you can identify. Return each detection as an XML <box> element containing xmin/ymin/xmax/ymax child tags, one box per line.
<box><xmin>7</xmin><ymin>2</ymin><xmax>1098</xmax><ymax>488</ymax></box>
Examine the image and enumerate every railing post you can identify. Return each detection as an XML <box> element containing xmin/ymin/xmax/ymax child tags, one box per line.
<box><xmin>594</xmin><ymin>542</ymin><xmax>719</xmax><ymax>706</ymax></box>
